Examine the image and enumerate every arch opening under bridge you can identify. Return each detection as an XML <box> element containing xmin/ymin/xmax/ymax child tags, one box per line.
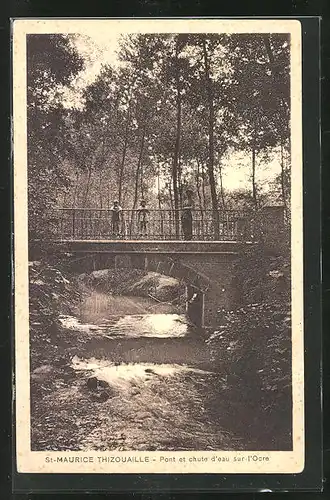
<box><xmin>42</xmin><ymin>246</ymin><xmax>241</xmax><ymax>328</ymax></box>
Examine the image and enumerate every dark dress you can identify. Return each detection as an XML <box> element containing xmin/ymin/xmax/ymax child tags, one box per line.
<box><xmin>111</xmin><ymin>206</ymin><xmax>122</xmax><ymax>234</ymax></box>
<box><xmin>181</xmin><ymin>206</ymin><xmax>193</xmax><ymax>240</ymax></box>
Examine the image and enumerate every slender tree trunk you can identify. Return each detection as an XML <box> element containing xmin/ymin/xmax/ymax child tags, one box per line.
<box><xmin>218</xmin><ymin>164</ymin><xmax>226</xmax><ymax>209</ymax></box>
<box><xmin>280</xmin><ymin>141</ymin><xmax>287</xmax><ymax>213</ymax></box>
<box><xmin>157</xmin><ymin>163</ymin><xmax>164</xmax><ymax>237</ymax></box>
<box><xmin>172</xmin><ymin>38</ymin><xmax>181</xmax><ymax>237</ymax></box>
<box><xmin>196</xmin><ymin>159</ymin><xmax>203</xmax><ymax>212</ymax></box>
<box><xmin>178</xmin><ymin>160</ymin><xmax>183</xmax><ymax>207</ymax></box>
<box><xmin>251</xmin><ymin>145</ymin><xmax>258</xmax><ymax>208</ymax></box>
<box><xmin>202</xmin><ymin>38</ymin><xmax>219</xmax><ymax>238</ymax></box>
<box><xmin>157</xmin><ymin>167</ymin><xmax>162</xmax><ymax>210</ymax></box>
<box><xmin>84</xmin><ymin>165</ymin><xmax>93</xmax><ymax>207</ymax></box>
<box><xmin>168</xmin><ymin>180</ymin><xmax>174</xmax><ymax>211</ymax></box>
<box><xmin>118</xmin><ymin>104</ymin><xmax>131</xmax><ymax>204</ymax></box>
<box><xmin>140</xmin><ymin>163</ymin><xmax>144</xmax><ymax>199</ymax></box>
<box><xmin>73</xmin><ymin>171</ymin><xmax>80</xmax><ymax>207</ymax></box>
<box><xmin>196</xmin><ymin>159</ymin><xmax>204</xmax><ymax>238</ymax></box>
<box><xmin>99</xmin><ymin>170</ymin><xmax>103</xmax><ymax>209</ymax></box>
<box><xmin>201</xmin><ymin>162</ymin><xmax>207</xmax><ymax>211</ymax></box>
<box><xmin>132</xmin><ymin>123</ymin><xmax>147</xmax><ymax>211</ymax></box>
<box><xmin>263</xmin><ymin>34</ymin><xmax>289</xmax><ymax>215</ymax></box>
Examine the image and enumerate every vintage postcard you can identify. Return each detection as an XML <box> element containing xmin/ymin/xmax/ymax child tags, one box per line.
<box><xmin>13</xmin><ymin>18</ymin><xmax>304</xmax><ymax>474</ymax></box>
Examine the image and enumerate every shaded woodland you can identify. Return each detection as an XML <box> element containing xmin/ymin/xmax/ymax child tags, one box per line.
<box><xmin>27</xmin><ymin>32</ymin><xmax>291</xmax><ymax>239</ymax></box>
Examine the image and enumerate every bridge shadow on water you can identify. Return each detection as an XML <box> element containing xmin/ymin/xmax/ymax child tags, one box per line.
<box><xmin>67</xmin><ymin>288</ymin><xmax>211</xmax><ymax>367</ymax></box>
<box><xmin>76</xmin><ymin>329</ymin><xmax>212</xmax><ymax>368</ymax></box>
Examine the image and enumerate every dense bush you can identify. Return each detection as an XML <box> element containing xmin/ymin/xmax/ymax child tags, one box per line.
<box><xmin>29</xmin><ymin>261</ymin><xmax>81</xmax><ymax>368</ymax></box>
<box><xmin>207</xmin><ymin>302</ymin><xmax>291</xmax><ymax>406</ymax></box>
<box><xmin>206</xmin><ymin>244</ymin><xmax>292</xmax><ymax>448</ymax></box>
<box><xmin>29</xmin><ymin>261</ymin><xmax>80</xmax><ymax>326</ymax></box>
<box><xmin>232</xmin><ymin>245</ymin><xmax>291</xmax><ymax>306</ymax></box>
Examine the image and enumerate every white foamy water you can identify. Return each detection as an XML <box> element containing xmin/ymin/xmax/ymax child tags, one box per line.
<box><xmin>71</xmin><ymin>356</ymin><xmax>212</xmax><ymax>390</ymax></box>
<box><xmin>59</xmin><ymin>315</ymin><xmax>101</xmax><ymax>333</ymax></box>
<box><xmin>108</xmin><ymin>313</ymin><xmax>187</xmax><ymax>338</ymax></box>
<box><xmin>60</xmin><ymin>312</ymin><xmax>188</xmax><ymax>339</ymax></box>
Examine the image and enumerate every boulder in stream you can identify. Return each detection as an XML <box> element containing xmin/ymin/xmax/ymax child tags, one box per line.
<box><xmin>86</xmin><ymin>376</ymin><xmax>113</xmax><ymax>402</ymax></box>
<box><xmin>128</xmin><ymin>272</ymin><xmax>184</xmax><ymax>302</ymax></box>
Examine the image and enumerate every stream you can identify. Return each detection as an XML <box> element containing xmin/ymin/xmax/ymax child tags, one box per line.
<box><xmin>32</xmin><ymin>289</ymin><xmax>240</xmax><ymax>452</ymax></box>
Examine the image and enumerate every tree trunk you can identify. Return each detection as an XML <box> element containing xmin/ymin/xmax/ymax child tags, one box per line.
<box><xmin>280</xmin><ymin>141</ymin><xmax>288</xmax><ymax>213</ymax></box>
<box><xmin>168</xmin><ymin>180</ymin><xmax>174</xmax><ymax>211</ymax></box>
<box><xmin>218</xmin><ymin>164</ymin><xmax>226</xmax><ymax>209</ymax></box>
<box><xmin>196</xmin><ymin>159</ymin><xmax>204</xmax><ymax>238</ymax></box>
<box><xmin>251</xmin><ymin>145</ymin><xmax>258</xmax><ymax>208</ymax></box>
<box><xmin>140</xmin><ymin>162</ymin><xmax>144</xmax><ymax>200</ymax></box>
<box><xmin>118</xmin><ymin>104</ymin><xmax>131</xmax><ymax>204</ymax></box>
<box><xmin>73</xmin><ymin>170</ymin><xmax>80</xmax><ymax>207</ymax></box>
<box><xmin>201</xmin><ymin>162</ymin><xmax>207</xmax><ymax>211</ymax></box>
<box><xmin>202</xmin><ymin>38</ymin><xmax>219</xmax><ymax>238</ymax></box>
<box><xmin>172</xmin><ymin>37</ymin><xmax>181</xmax><ymax>237</ymax></box>
<box><xmin>97</xmin><ymin>169</ymin><xmax>103</xmax><ymax>209</ymax></box>
<box><xmin>196</xmin><ymin>159</ymin><xmax>203</xmax><ymax>212</ymax></box>
<box><xmin>132</xmin><ymin>123</ymin><xmax>147</xmax><ymax>211</ymax></box>
<box><xmin>84</xmin><ymin>165</ymin><xmax>93</xmax><ymax>207</ymax></box>
<box><xmin>157</xmin><ymin>165</ymin><xmax>162</xmax><ymax>210</ymax></box>
<box><xmin>157</xmin><ymin>164</ymin><xmax>164</xmax><ymax>237</ymax></box>
<box><xmin>263</xmin><ymin>33</ymin><xmax>289</xmax><ymax>202</ymax></box>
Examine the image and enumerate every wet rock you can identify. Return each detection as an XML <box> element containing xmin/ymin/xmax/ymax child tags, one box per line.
<box><xmin>98</xmin><ymin>379</ymin><xmax>110</xmax><ymax>389</ymax></box>
<box><xmin>86</xmin><ymin>376</ymin><xmax>110</xmax><ymax>390</ymax></box>
<box><xmin>31</xmin><ymin>364</ymin><xmax>53</xmax><ymax>383</ymax></box>
<box><xmin>128</xmin><ymin>272</ymin><xmax>184</xmax><ymax>302</ymax></box>
<box><xmin>33</xmin><ymin>364</ymin><xmax>53</xmax><ymax>375</ymax></box>
<box><xmin>87</xmin><ymin>376</ymin><xmax>98</xmax><ymax>390</ymax></box>
<box><xmin>90</xmin><ymin>269</ymin><xmax>110</xmax><ymax>279</ymax></box>
<box><xmin>91</xmin><ymin>390</ymin><xmax>111</xmax><ymax>402</ymax></box>
<box><xmin>86</xmin><ymin>376</ymin><xmax>112</xmax><ymax>403</ymax></box>
<box><xmin>144</xmin><ymin>368</ymin><xmax>155</xmax><ymax>374</ymax></box>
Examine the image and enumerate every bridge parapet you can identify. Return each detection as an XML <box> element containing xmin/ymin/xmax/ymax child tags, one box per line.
<box><xmin>49</xmin><ymin>208</ymin><xmax>256</xmax><ymax>242</ymax></box>
<box><xmin>44</xmin><ymin>205</ymin><xmax>287</xmax><ymax>251</ymax></box>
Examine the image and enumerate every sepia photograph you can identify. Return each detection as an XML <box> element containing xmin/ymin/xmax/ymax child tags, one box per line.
<box><xmin>13</xmin><ymin>19</ymin><xmax>303</xmax><ymax>474</ymax></box>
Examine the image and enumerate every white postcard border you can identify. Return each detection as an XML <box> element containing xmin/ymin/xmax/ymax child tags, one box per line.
<box><xmin>13</xmin><ymin>18</ymin><xmax>304</xmax><ymax>474</ymax></box>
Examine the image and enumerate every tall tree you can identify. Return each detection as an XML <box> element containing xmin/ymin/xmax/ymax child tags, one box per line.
<box><xmin>27</xmin><ymin>34</ymin><xmax>84</xmax><ymax>238</ymax></box>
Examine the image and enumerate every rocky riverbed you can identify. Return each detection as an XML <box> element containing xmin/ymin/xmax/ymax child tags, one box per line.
<box><xmin>29</xmin><ymin>261</ymin><xmax>292</xmax><ymax>453</ymax></box>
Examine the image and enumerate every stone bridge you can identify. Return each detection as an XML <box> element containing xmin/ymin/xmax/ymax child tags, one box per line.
<box><xmin>31</xmin><ymin>206</ymin><xmax>286</xmax><ymax>327</ymax></box>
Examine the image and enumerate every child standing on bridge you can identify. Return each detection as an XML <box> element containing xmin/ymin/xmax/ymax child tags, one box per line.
<box><xmin>111</xmin><ymin>200</ymin><xmax>122</xmax><ymax>237</ymax></box>
<box><xmin>137</xmin><ymin>199</ymin><xmax>149</xmax><ymax>237</ymax></box>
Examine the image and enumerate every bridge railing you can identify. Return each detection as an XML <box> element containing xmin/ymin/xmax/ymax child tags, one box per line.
<box><xmin>49</xmin><ymin>208</ymin><xmax>257</xmax><ymax>241</ymax></box>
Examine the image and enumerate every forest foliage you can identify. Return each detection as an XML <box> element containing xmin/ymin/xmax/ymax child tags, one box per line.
<box><xmin>206</xmin><ymin>247</ymin><xmax>292</xmax><ymax>448</ymax></box>
<box><xmin>27</xmin><ymin>32</ymin><xmax>291</xmax><ymax>238</ymax></box>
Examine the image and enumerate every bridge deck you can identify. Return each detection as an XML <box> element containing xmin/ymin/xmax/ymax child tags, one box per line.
<box><xmin>55</xmin><ymin>239</ymin><xmax>254</xmax><ymax>244</ymax></box>
<box><xmin>45</xmin><ymin>239</ymin><xmax>255</xmax><ymax>255</ymax></box>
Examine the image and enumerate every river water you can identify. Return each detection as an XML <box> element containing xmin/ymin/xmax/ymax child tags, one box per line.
<box><xmin>42</xmin><ymin>289</ymin><xmax>239</xmax><ymax>451</ymax></box>
<box><xmin>78</xmin><ymin>290</ymin><xmax>189</xmax><ymax>338</ymax></box>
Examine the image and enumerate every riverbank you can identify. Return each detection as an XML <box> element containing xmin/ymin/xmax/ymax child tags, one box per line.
<box><xmin>29</xmin><ymin>260</ymin><xmax>292</xmax><ymax>452</ymax></box>
<box><xmin>30</xmin><ymin>265</ymin><xmax>240</xmax><ymax>452</ymax></box>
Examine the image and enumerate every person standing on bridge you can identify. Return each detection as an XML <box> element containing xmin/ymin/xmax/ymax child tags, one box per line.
<box><xmin>111</xmin><ymin>200</ymin><xmax>122</xmax><ymax>237</ymax></box>
<box><xmin>181</xmin><ymin>203</ymin><xmax>193</xmax><ymax>240</ymax></box>
<box><xmin>137</xmin><ymin>199</ymin><xmax>149</xmax><ymax>237</ymax></box>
